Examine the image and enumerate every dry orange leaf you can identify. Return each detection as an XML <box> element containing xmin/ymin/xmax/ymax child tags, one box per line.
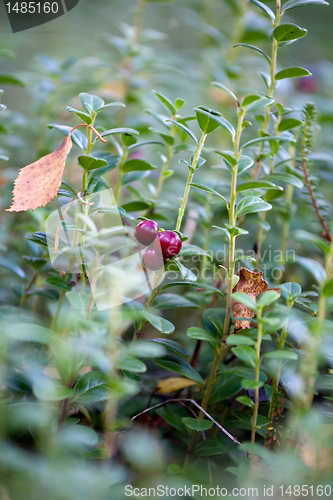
<box><xmin>232</xmin><ymin>267</ymin><xmax>269</xmax><ymax>332</ymax></box>
<box><xmin>157</xmin><ymin>377</ymin><xmax>198</xmax><ymax>394</ymax></box>
<box><xmin>6</xmin><ymin>134</ymin><xmax>72</xmax><ymax>212</ymax></box>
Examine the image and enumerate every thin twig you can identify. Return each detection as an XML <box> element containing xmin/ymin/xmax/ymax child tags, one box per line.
<box><xmin>123</xmin><ymin>398</ymin><xmax>241</xmax><ymax>445</ymax></box>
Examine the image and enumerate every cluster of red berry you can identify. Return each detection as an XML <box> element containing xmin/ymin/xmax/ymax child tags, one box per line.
<box><xmin>134</xmin><ymin>219</ymin><xmax>182</xmax><ymax>271</ymax></box>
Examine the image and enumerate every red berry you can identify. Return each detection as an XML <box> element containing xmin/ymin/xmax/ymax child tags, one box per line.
<box><xmin>134</xmin><ymin>219</ymin><xmax>159</xmax><ymax>246</ymax></box>
<box><xmin>155</xmin><ymin>230</ymin><xmax>182</xmax><ymax>259</ymax></box>
<box><xmin>142</xmin><ymin>247</ymin><xmax>164</xmax><ymax>271</ymax></box>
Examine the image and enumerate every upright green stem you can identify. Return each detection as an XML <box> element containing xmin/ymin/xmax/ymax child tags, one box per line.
<box><xmin>176</xmin><ymin>133</ymin><xmax>207</xmax><ymax>232</ymax></box>
<box><xmin>114</xmin><ymin>149</ymin><xmax>128</xmax><ymax>203</ymax></box>
<box><xmin>253</xmin><ymin>1</ymin><xmax>282</xmax><ymax>181</ymax></box>
<box><xmin>252</xmin><ymin>306</ymin><xmax>263</xmax><ymax>443</ymax></box>
<box><xmin>184</xmin><ymin>109</ymin><xmax>245</xmax><ymax>468</ymax></box>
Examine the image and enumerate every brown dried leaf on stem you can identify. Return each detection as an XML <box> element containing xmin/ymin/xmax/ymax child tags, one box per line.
<box><xmin>6</xmin><ymin>134</ymin><xmax>72</xmax><ymax>212</ymax></box>
<box><xmin>232</xmin><ymin>267</ymin><xmax>280</xmax><ymax>333</ymax></box>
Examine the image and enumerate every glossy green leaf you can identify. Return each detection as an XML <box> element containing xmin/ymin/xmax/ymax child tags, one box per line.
<box><xmin>156</xmin><ymin>406</ymin><xmax>190</xmax><ymax>434</ymax></box>
<box><xmin>152</xmin><ymin>293</ymin><xmax>198</xmax><ymax>310</ymax></box>
<box><xmin>0</xmin><ymin>256</ymin><xmax>25</xmax><ymax>279</ymax></box>
<box><xmin>153</xmin><ymin>90</ymin><xmax>176</xmax><ymax>115</ymax></box>
<box><xmin>101</xmin><ymin>127</ymin><xmax>139</xmax><ymax>137</ymax></box>
<box><xmin>209</xmin><ymin>374</ymin><xmax>242</xmax><ymax>403</ymax></box>
<box><xmin>236</xmin><ymin>181</ymin><xmax>282</xmax><ymax>194</ymax></box>
<box><xmin>187</xmin><ymin>327</ymin><xmax>220</xmax><ymax>344</ymax></box>
<box><xmin>241</xmin><ymin>379</ymin><xmax>264</xmax><ymax>390</ymax></box>
<box><xmin>268</xmin><ymin>172</ymin><xmax>303</xmax><ymax>189</ymax></box>
<box><xmin>211</xmin><ymin>81</ymin><xmax>239</xmax><ymax>103</ymax></box>
<box><xmin>190</xmin><ymin>183</ymin><xmax>228</xmax><ymax>206</ymax></box>
<box><xmin>194</xmin><ymin>107</ymin><xmax>235</xmax><ymax>139</ymax></box>
<box><xmin>142</xmin><ymin>312</ymin><xmax>175</xmax><ymax>334</ymax></box>
<box><xmin>195</xmin><ymin>106</ymin><xmax>223</xmax><ymax>134</ymax></box>
<box><xmin>262</xmin><ymin>350</ymin><xmax>298</xmax><ymax>360</ymax></box>
<box><xmin>122</xmin><ymin>159</ymin><xmax>156</xmax><ymax>173</ymax></box>
<box><xmin>118</xmin><ymin>357</ymin><xmax>147</xmax><ymax>373</ymax></box>
<box><xmin>232</xmin><ymin>346</ymin><xmax>256</xmax><ymax>367</ymax></box>
<box><xmin>283</xmin><ymin>0</ymin><xmax>328</xmax><ymax>11</ymax></box>
<box><xmin>236</xmin><ymin>196</ymin><xmax>272</xmax><ymax>216</ymax></box>
<box><xmin>278</xmin><ymin>118</ymin><xmax>302</xmax><ymax>132</ymax></box>
<box><xmin>46</xmin><ymin>277</ymin><xmax>72</xmax><ymax>292</ymax></box>
<box><xmin>78</xmin><ymin>154</ymin><xmax>108</xmax><ymax>171</ymax></box>
<box><xmin>147</xmin><ymin>338</ymin><xmax>188</xmax><ymax>358</ymax></box>
<box><xmin>194</xmin><ymin>439</ymin><xmax>227</xmax><ymax>456</ymax></box>
<box><xmin>226</xmin><ymin>335</ymin><xmax>256</xmax><ymax>346</ymax></box>
<box><xmin>273</xmin><ymin>23</ymin><xmax>307</xmax><ymax>42</ymax></box>
<box><xmin>182</xmin><ymin>417</ymin><xmax>213</xmax><ymax>431</ymax></box>
<box><xmin>66</xmin><ymin>106</ymin><xmax>92</xmax><ymax>125</ymax></box>
<box><xmin>249</xmin><ymin>0</ymin><xmax>275</xmax><ymax>19</ymax></box>
<box><xmin>275</xmin><ymin>67</ymin><xmax>311</xmax><ymax>80</ymax></box>
<box><xmin>241</xmin><ymin>135</ymin><xmax>296</xmax><ymax>149</ymax></box>
<box><xmin>0</xmin><ymin>74</ymin><xmax>24</xmax><ymax>86</ymax></box>
<box><xmin>233</xmin><ymin>44</ymin><xmax>271</xmax><ymax>63</ymax></box>
<box><xmin>232</xmin><ymin>292</ymin><xmax>257</xmax><ymax>311</ymax></box>
<box><xmin>72</xmin><ymin>371</ymin><xmax>111</xmax><ymax>404</ymax></box>
<box><xmin>153</xmin><ymin>355</ymin><xmax>203</xmax><ymax>385</ymax></box>
<box><xmin>166</xmin><ymin>119</ymin><xmax>198</xmax><ymax>144</ymax></box>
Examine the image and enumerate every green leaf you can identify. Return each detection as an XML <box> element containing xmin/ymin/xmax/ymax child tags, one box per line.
<box><xmin>257</xmin><ymin>290</ymin><xmax>281</xmax><ymax>307</ymax></box>
<box><xmin>152</xmin><ymin>293</ymin><xmax>198</xmax><ymax>310</ymax></box>
<box><xmin>273</xmin><ymin>23</ymin><xmax>307</xmax><ymax>42</ymax></box>
<box><xmin>147</xmin><ymin>338</ymin><xmax>188</xmax><ymax>358</ymax></box>
<box><xmin>244</xmin><ymin>97</ymin><xmax>274</xmax><ymax>112</ymax></box>
<box><xmin>209</xmin><ymin>374</ymin><xmax>243</xmax><ymax>403</ymax></box>
<box><xmin>164</xmin><ymin>259</ymin><xmax>197</xmax><ymax>282</ymax></box>
<box><xmin>118</xmin><ymin>357</ymin><xmax>147</xmax><ymax>373</ymax></box>
<box><xmin>175</xmin><ymin>97</ymin><xmax>186</xmax><ymax>110</ymax></box>
<box><xmin>293</xmin><ymin>231</ymin><xmax>331</xmax><ymax>254</ymax></box>
<box><xmin>182</xmin><ymin>417</ymin><xmax>213</xmax><ymax>431</ymax></box>
<box><xmin>293</xmin><ymin>255</ymin><xmax>326</xmax><ymax>283</ymax></box>
<box><xmin>187</xmin><ymin>327</ymin><xmax>220</xmax><ymax>344</ymax></box>
<box><xmin>236</xmin><ymin>181</ymin><xmax>282</xmax><ymax>194</ymax></box>
<box><xmin>211</xmin><ymin>81</ymin><xmax>239</xmax><ymax>103</ymax></box>
<box><xmin>262</xmin><ymin>350</ymin><xmax>298</xmax><ymax>360</ymax></box>
<box><xmin>283</xmin><ymin>0</ymin><xmax>328</xmax><ymax>11</ymax></box>
<box><xmin>66</xmin><ymin>292</ymin><xmax>90</xmax><ymax>317</ymax></box>
<box><xmin>249</xmin><ymin>0</ymin><xmax>275</xmax><ymax>19</ymax></box>
<box><xmin>236</xmin><ymin>396</ymin><xmax>255</xmax><ymax>408</ymax></box>
<box><xmin>101</xmin><ymin>127</ymin><xmax>139</xmax><ymax>137</ymax></box>
<box><xmin>279</xmin><ymin>282</ymin><xmax>302</xmax><ymax>301</ymax></box>
<box><xmin>153</xmin><ymin>90</ymin><xmax>176</xmax><ymax>115</ymax></box>
<box><xmin>232</xmin><ymin>347</ymin><xmax>257</xmax><ymax>367</ymax></box>
<box><xmin>194</xmin><ymin>439</ymin><xmax>227</xmax><ymax>456</ymax></box>
<box><xmin>241</xmin><ymin>379</ymin><xmax>264</xmax><ymax>390</ymax></box>
<box><xmin>48</xmin><ymin>124</ymin><xmax>87</xmax><ymax>150</ymax></box>
<box><xmin>278</xmin><ymin>118</ymin><xmax>302</xmax><ymax>132</ymax></box>
<box><xmin>121</xmin><ymin>200</ymin><xmax>152</xmax><ymax>212</ymax></box>
<box><xmin>156</xmin><ymin>406</ymin><xmax>190</xmax><ymax>435</ymax></box>
<box><xmin>275</xmin><ymin>67</ymin><xmax>311</xmax><ymax>80</ymax></box>
<box><xmin>233</xmin><ymin>44</ymin><xmax>271</xmax><ymax>64</ymax></box>
<box><xmin>142</xmin><ymin>312</ymin><xmax>175</xmax><ymax>334</ymax></box>
<box><xmin>178</xmin><ymin>244</ymin><xmax>212</xmax><ymax>258</ymax></box>
<box><xmin>46</xmin><ymin>277</ymin><xmax>72</xmax><ymax>292</ymax></box>
<box><xmin>154</xmin><ymin>355</ymin><xmax>203</xmax><ymax>385</ymax></box>
<box><xmin>195</xmin><ymin>106</ymin><xmax>223</xmax><ymax>134</ymax></box>
<box><xmin>241</xmin><ymin>135</ymin><xmax>296</xmax><ymax>149</ymax></box>
<box><xmin>238</xmin><ymin>155</ymin><xmax>255</xmax><ymax>174</ymax></box>
<box><xmin>0</xmin><ymin>74</ymin><xmax>25</xmax><ymax>86</ymax></box>
<box><xmin>161</xmin><ymin>281</ymin><xmax>224</xmax><ymax>297</ymax></box>
<box><xmin>232</xmin><ymin>292</ymin><xmax>257</xmax><ymax>311</ymax></box>
<box><xmin>194</xmin><ymin>107</ymin><xmax>235</xmax><ymax>139</ymax></box>
<box><xmin>66</xmin><ymin>106</ymin><xmax>92</xmax><ymax>125</ymax></box>
<box><xmin>166</xmin><ymin>119</ymin><xmax>198</xmax><ymax>144</ymax></box>
<box><xmin>189</xmin><ymin>183</ymin><xmax>228</xmax><ymax>206</ymax></box>
<box><xmin>79</xmin><ymin>93</ymin><xmax>104</xmax><ymax>114</ymax></box>
<box><xmin>226</xmin><ymin>335</ymin><xmax>256</xmax><ymax>346</ymax></box>
<box><xmin>0</xmin><ymin>256</ymin><xmax>26</xmax><ymax>279</ymax></box>
<box><xmin>268</xmin><ymin>173</ymin><xmax>303</xmax><ymax>189</ymax></box>
<box><xmin>236</xmin><ymin>196</ymin><xmax>272</xmax><ymax>216</ymax></box>
<box><xmin>72</xmin><ymin>371</ymin><xmax>111</xmax><ymax>404</ymax></box>
<box><xmin>122</xmin><ymin>159</ymin><xmax>156</xmax><ymax>173</ymax></box>
<box><xmin>23</xmin><ymin>256</ymin><xmax>47</xmax><ymax>270</ymax></box>
<box><xmin>78</xmin><ymin>154</ymin><xmax>108</xmax><ymax>171</ymax></box>
<box><xmin>5</xmin><ymin>323</ymin><xmax>55</xmax><ymax>344</ymax></box>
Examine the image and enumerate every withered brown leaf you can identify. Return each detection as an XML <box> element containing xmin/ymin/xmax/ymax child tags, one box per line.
<box><xmin>6</xmin><ymin>134</ymin><xmax>72</xmax><ymax>212</ymax></box>
<box><xmin>232</xmin><ymin>267</ymin><xmax>269</xmax><ymax>332</ymax></box>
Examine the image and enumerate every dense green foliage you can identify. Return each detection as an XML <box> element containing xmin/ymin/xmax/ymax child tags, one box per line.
<box><xmin>1</xmin><ymin>0</ymin><xmax>333</xmax><ymax>498</ymax></box>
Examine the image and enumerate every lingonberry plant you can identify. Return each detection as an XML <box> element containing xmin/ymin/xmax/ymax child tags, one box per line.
<box><xmin>1</xmin><ymin>0</ymin><xmax>333</xmax><ymax>497</ymax></box>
